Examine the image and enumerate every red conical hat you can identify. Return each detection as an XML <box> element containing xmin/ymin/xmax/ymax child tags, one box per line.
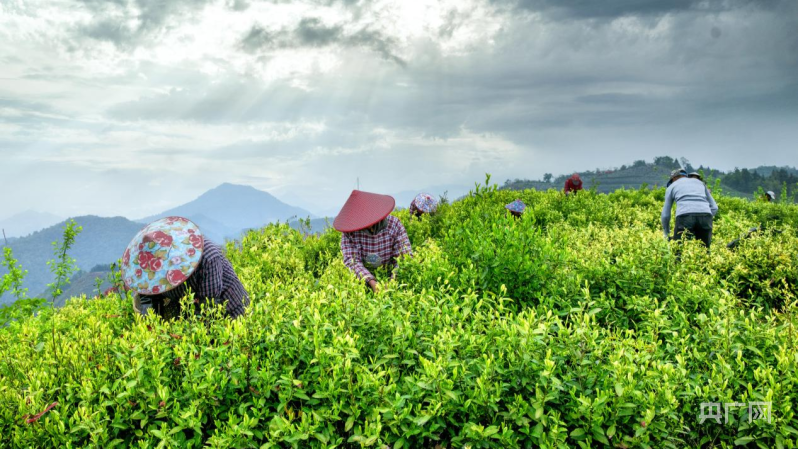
<box><xmin>333</xmin><ymin>190</ymin><xmax>395</xmax><ymax>233</ymax></box>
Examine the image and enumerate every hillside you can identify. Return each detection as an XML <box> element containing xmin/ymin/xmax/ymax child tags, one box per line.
<box><xmin>2</xmin><ymin>183</ymin><xmax>796</xmax><ymax>447</ymax></box>
<box><xmin>502</xmin><ymin>159</ymin><xmax>775</xmax><ymax>199</ymax></box>
<box><xmin>503</xmin><ymin>163</ymin><xmax>675</xmax><ymax>192</ymax></box>
<box><xmin>139</xmin><ymin>183</ymin><xmax>315</xmax><ymax>241</ymax></box>
<box><xmin>753</xmin><ymin>165</ymin><xmax>798</xmax><ymax>177</ymax></box>
<box><xmin>37</xmin><ymin>270</ymin><xmax>115</xmax><ymax>307</ymax></box>
<box><xmin>0</xmin><ymin>210</ymin><xmax>63</xmax><ymax>238</ymax></box>
<box><xmin>0</xmin><ymin>216</ymin><xmax>142</xmax><ymax>306</ymax></box>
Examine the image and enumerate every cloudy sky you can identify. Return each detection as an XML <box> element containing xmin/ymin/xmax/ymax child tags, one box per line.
<box><xmin>1</xmin><ymin>0</ymin><xmax>797</xmax><ymax>219</ymax></box>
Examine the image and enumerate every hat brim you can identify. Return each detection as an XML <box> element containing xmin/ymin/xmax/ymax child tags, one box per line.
<box><xmin>333</xmin><ymin>190</ymin><xmax>396</xmax><ymax>232</ymax></box>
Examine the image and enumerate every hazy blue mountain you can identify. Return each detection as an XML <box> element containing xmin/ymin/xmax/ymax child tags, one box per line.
<box><xmin>0</xmin><ymin>216</ymin><xmax>142</xmax><ymax>306</ymax></box>
<box><xmin>175</xmin><ymin>213</ymin><xmax>239</xmax><ymax>244</ymax></box>
<box><xmin>39</xmin><ymin>269</ymin><xmax>115</xmax><ymax>307</ymax></box>
<box><xmin>139</xmin><ymin>183</ymin><xmax>314</xmax><ymax>240</ymax></box>
<box><xmin>0</xmin><ymin>210</ymin><xmax>64</xmax><ymax>238</ymax></box>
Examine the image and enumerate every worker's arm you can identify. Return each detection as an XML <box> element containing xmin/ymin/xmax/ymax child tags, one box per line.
<box><xmin>705</xmin><ymin>186</ymin><xmax>719</xmax><ymax>216</ymax></box>
<box><xmin>340</xmin><ymin>233</ymin><xmax>375</xmax><ymax>283</ymax></box>
<box><xmin>661</xmin><ymin>187</ymin><xmax>674</xmax><ymax>238</ymax></box>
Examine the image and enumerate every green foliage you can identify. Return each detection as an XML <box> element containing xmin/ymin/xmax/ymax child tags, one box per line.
<box><xmin>723</xmin><ymin>168</ymin><xmax>798</xmax><ymax>199</ymax></box>
<box><xmin>47</xmin><ymin>219</ymin><xmax>83</xmax><ymax>303</ymax></box>
<box><xmin>0</xmin><ymin>247</ymin><xmax>46</xmax><ymax>327</ymax></box>
<box><xmin>2</xmin><ymin>247</ymin><xmax>28</xmax><ymax>301</ymax></box>
<box><xmin>1</xmin><ymin>185</ymin><xmax>797</xmax><ymax>448</ymax></box>
<box><xmin>0</xmin><ymin>215</ymin><xmax>144</xmax><ymax>306</ymax></box>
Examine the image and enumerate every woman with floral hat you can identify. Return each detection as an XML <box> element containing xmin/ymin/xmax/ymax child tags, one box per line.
<box><xmin>123</xmin><ymin>216</ymin><xmax>249</xmax><ymax>319</ymax></box>
<box><xmin>409</xmin><ymin>193</ymin><xmax>439</xmax><ymax>218</ymax></box>
<box><xmin>334</xmin><ymin>190</ymin><xmax>413</xmax><ymax>293</ymax></box>
<box><xmin>506</xmin><ymin>199</ymin><xmax>526</xmax><ymax>218</ymax></box>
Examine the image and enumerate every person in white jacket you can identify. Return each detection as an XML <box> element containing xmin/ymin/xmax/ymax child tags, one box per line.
<box><xmin>661</xmin><ymin>169</ymin><xmax>718</xmax><ymax>248</ymax></box>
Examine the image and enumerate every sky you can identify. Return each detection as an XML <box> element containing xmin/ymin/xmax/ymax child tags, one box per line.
<box><xmin>1</xmin><ymin>0</ymin><xmax>797</xmax><ymax>219</ymax></box>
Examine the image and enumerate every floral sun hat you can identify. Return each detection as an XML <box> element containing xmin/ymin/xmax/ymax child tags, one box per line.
<box><xmin>505</xmin><ymin>199</ymin><xmax>526</xmax><ymax>214</ymax></box>
<box><xmin>122</xmin><ymin>216</ymin><xmax>204</xmax><ymax>295</ymax></box>
<box><xmin>412</xmin><ymin>193</ymin><xmax>439</xmax><ymax>214</ymax></box>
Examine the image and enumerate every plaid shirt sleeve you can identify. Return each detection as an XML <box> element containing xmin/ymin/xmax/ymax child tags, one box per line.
<box><xmin>391</xmin><ymin>217</ymin><xmax>412</xmax><ymax>258</ymax></box>
<box><xmin>196</xmin><ymin>240</ymin><xmax>249</xmax><ymax>319</ymax></box>
<box><xmin>340</xmin><ymin>232</ymin><xmax>375</xmax><ymax>283</ymax></box>
<box><xmin>197</xmin><ymin>248</ymin><xmax>224</xmax><ymax>299</ymax></box>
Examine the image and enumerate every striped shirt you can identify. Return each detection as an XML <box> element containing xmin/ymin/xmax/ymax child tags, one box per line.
<box><xmin>142</xmin><ymin>238</ymin><xmax>249</xmax><ymax>318</ymax></box>
<box><xmin>340</xmin><ymin>215</ymin><xmax>412</xmax><ymax>283</ymax></box>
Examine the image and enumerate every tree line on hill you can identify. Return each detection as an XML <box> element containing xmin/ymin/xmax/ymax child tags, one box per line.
<box><xmin>503</xmin><ymin>156</ymin><xmax>797</xmax><ymax>200</ymax></box>
<box><xmin>721</xmin><ymin>168</ymin><xmax>798</xmax><ymax>198</ymax></box>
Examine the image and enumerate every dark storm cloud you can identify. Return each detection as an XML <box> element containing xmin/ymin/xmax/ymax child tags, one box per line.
<box><xmin>240</xmin><ymin>17</ymin><xmax>406</xmax><ymax>66</ymax></box>
<box><xmin>74</xmin><ymin>0</ymin><xmax>215</xmax><ymax>47</ymax></box>
<box><xmin>72</xmin><ymin>0</ymin><xmax>384</xmax><ymax>52</ymax></box>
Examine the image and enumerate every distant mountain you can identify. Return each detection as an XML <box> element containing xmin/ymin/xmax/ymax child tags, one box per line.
<box><xmin>0</xmin><ymin>210</ymin><xmax>63</xmax><ymax>238</ymax></box>
<box><xmin>42</xmin><ymin>269</ymin><xmax>114</xmax><ymax>307</ymax></box>
<box><xmin>0</xmin><ymin>216</ymin><xmax>142</xmax><ymax>306</ymax></box>
<box><xmin>139</xmin><ymin>183</ymin><xmax>314</xmax><ymax>241</ymax></box>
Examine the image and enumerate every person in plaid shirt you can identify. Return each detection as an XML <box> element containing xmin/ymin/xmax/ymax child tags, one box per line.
<box><xmin>334</xmin><ymin>190</ymin><xmax>412</xmax><ymax>293</ymax></box>
<box><xmin>122</xmin><ymin>216</ymin><xmax>249</xmax><ymax>320</ymax></box>
<box><xmin>136</xmin><ymin>238</ymin><xmax>250</xmax><ymax>319</ymax></box>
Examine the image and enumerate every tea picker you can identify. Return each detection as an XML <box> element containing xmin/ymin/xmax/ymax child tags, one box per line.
<box><xmin>123</xmin><ymin>216</ymin><xmax>250</xmax><ymax>319</ymax></box>
<box><xmin>409</xmin><ymin>193</ymin><xmax>439</xmax><ymax>218</ymax></box>
<box><xmin>764</xmin><ymin>191</ymin><xmax>776</xmax><ymax>202</ymax></box>
<box><xmin>505</xmin><ymin>199</ymin><xmax>526</xmax><ymax>218</ymax></box>
<box><xmin>335</xmin><ymin>190</ymin><xmax>413</xmax><ymax>294</ymax></box>
<box><xmin>564</xmin><ymin>173</ymin><xmax>583</xmax><ymax>195</ymax></box>
<box><xmin>727</xmin><ymin>191</ymin><xmax>783</xmax><ymax>250</ymax></box>
<box><xmin>661</xmin><ymin>169</ymin><xmax>718</xmax><ymax>248</ymax></box>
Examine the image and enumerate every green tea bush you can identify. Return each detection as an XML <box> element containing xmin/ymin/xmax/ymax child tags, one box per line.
<box><xmin>1</xmin><ymin>183</ymin><xmax>797</xmax><ymax>448</ymax></box>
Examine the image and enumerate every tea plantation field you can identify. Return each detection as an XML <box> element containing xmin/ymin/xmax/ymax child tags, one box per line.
<box><xmin>1</xmin><ymin>183</ymin><xmax>797</xmax><ymax>448</ymax></box>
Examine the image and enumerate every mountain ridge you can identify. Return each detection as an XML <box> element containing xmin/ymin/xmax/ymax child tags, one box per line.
<box><xmin>138</xmin><ymin>183</ymin><xmax>315</xmax><ymax>239</ymax></box>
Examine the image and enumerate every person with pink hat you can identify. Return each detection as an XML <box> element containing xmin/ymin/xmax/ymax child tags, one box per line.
<box><xmin>334</xmin><ymin>190</ymin><xmax>413</xmax><ymax>293</ymax></box>
<box><xmin>409</xmin><ymin>193</ymin><xmax>439</xmax><ymax>218</ymax></box>
<box><xmin>122</xmin><ymin>216</ymin><xmax>249</xmax><ymax>319</ymax></box>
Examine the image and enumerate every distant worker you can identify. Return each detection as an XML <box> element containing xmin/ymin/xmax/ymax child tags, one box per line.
<box><xmin>688</xmin><ymin>172</ymin><xmax>703</xmax><ymax>182</ymax></box>
<box><xmin>764</xmin><ymin>191</ymin><xmax>776</xmax><ymax>202</ymax></box>
<box><xmin>124</xmin><ymin>216</ymin><xmax>249</xmax><ymax>319</ymax></box>
<box><xmin>661</xmin><ymin>169</ymin><xmax>718</xmax><ymax>248</ymax></box>
<box><xmin>564</xmin><ymin>173</ymin><xmax>583</xmax><ymax>195</ymax></box>
<box><xmin>727</xmin><ymin>193</ymin><xmax>783</xmax><ymax>250</ymax></box>
<box><xmin>505</xmin><ymin>199</ymin><xmax>526</xmax><ymax>218</ymax></box>
<box><xmin>334</xmin><ymin>190</ymin><xmax>412</xmax><ymax>293</ymax></box>
<box><xmin>409</xmin><ymin>193</ymin><xmax>439</xmax><ymax>218</ymax></box>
